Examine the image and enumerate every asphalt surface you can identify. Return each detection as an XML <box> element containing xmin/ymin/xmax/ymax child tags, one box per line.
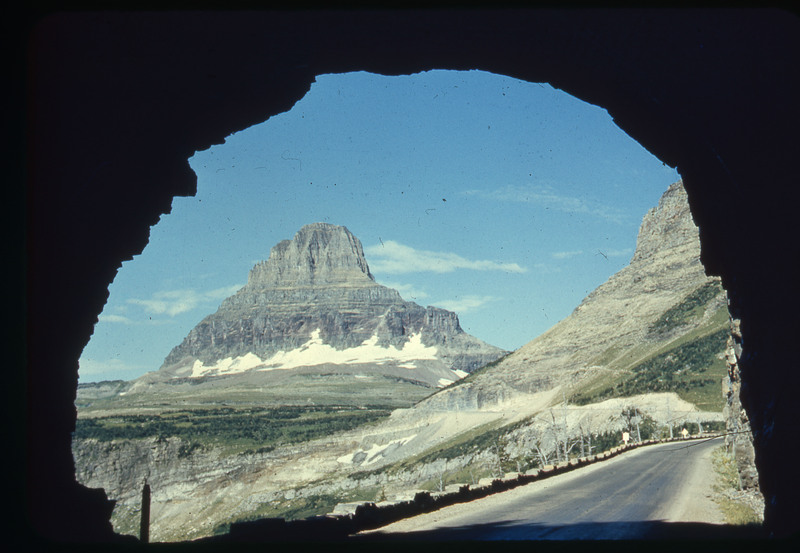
<box><xmin>360</xmin><ymin>437</ymin><xmax>765</xmax><ymax>541</ymax></box>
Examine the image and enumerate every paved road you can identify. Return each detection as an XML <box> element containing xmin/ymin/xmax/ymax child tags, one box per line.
<box><xmin>359</xmin><ymin>437</ymin><xmax>760</xmax><ymax>540</ymax></box>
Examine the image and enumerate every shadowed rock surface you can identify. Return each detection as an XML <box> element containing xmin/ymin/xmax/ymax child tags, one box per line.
<box><xmin>22</xmin><ymin>9</ymin><xmax>800</xmax><ymax>543</ymax></box>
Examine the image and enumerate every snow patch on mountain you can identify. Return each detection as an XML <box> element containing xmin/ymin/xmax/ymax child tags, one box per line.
<box><xmin>189</xmin><ymin>329</ymin><xmax>439</xmax><ymax>377</ymax></box>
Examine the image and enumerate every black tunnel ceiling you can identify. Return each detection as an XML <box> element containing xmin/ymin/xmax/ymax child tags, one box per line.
<box><xmin>20</xmin><ymin>8</ymin><xmax>800</xmax><ymax>542</ymax></box>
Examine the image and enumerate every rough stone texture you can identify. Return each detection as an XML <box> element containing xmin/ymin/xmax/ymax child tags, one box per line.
<box><xmin>631</xmin><ymin>181</ymin><xmax>702</xmax><ymax>265</ymax></box>
<box><xmin>153</xmin><ymin>222</ymin><xmax>505</xmax><ymax>388</ymax></box>
<box><xmin>247</xmin><ymin>222</ymin><xmax>374</xmax><ymax>287</ymax></box>
<box><xmin>723</xmin><ymin>318</ymin><xmax>761</xmax><ymax>491</ymax></box>
<box><xmin>23</xmin><ymin>10</ymin><xmax>800</xmax><ymax>542</ymax></box>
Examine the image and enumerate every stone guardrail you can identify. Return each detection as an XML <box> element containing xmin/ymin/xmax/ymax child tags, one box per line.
<box><xmin>208</xmin><ymin>434</ymin><xmax>720</xmax><ymax>543</ymax></box>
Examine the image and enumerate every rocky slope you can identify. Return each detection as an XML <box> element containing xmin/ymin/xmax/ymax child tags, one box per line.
<box><xmin>122</xmin><ymin>222</ymin><xmax>506</xmax><ymax>400</ymax></box>
<box><xmin>419</xmin><ymin>180</ymin><xmax>727</xmax><ymax>411</ymax></box>
<box><xmin>315</xmin><ymin>179</ymin><xmax>729</xmax><ymax>490</ymax></box>
<box><xmin>73</xmin><ymin>181</ymin><xmax>737</xmax><ymax>541</ymax></box>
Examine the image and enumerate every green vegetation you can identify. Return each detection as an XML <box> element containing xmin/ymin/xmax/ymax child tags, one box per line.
<box><xmin>74</xmin><ymin>405</ymin><xmax>391</xmax><ymax>453</ymax></box>
<box><xmin>77</xmin><ymin>380</ymin><xmax>128</xmax><ymax>389</ymax></box>
<box><xmin>711</xmin><ymin>446</ymin><xmax>763</xmax><ymax>525</ymax></box>
<box><xmin>588</xmin><ymin>414</ymin><xmax>654</xmax><ymax>452</ymax></box>
<box><xmin>585</xmin><ymin>299</ymin><xmax>728</xmax><ymax>379</ymax></box>
<box><xmin>712</xmin><ymin>446</ymin><xmax>741</xmax><ymax>491</ymax></box>
<box><xmin>571</xmin><ymin>327</ymin><xmax>729</xmax><ymax>409</ymax></box>
<box><xmin>591</xmin><ymin>345</ymin><xmax>624</xmax><ymax>369</ymax></box>
<box><xmin>591</xmin><ymin>429</ymin><xmax>625</xmax><ymax>452</ymax></box>
<box><xmin>630</xmin><ymin>412</ymin><xmax>659</xmax><ymax>440</ymax></box>
<box><xmin>648</xmin><ymin>280</ymin><xmax>724</xmax><ymax>336</ymax></box>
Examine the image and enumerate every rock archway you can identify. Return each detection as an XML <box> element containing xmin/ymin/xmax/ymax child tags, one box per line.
<box><xmin>24</xmin><ymin>9</ymin><xmax>799</xmax><ymax>540</ymax></box>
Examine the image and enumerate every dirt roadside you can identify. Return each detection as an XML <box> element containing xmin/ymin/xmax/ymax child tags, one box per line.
<box><xmin>657</xmin><ymin>438</ymin><xmax>726</xmax><ymax>523</ymax></box>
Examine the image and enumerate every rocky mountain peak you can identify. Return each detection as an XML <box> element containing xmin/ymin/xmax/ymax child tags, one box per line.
<box><xmin>246</xmin><ymin>223</ymin><xmax>374</xmax><ymax>289</ymax></box>
<box><xmin>153</xmin><ymin>223</ymin><xmax>507</xmax><ymax>387</ymax></box>
<box><xmin>631</xmin><ymin>180</ymin><xmax>699</xmax><ymax>264</ymax></box>
<box><xmin>420</xmin><ymin>179</ymin><xmax>724</xmax><ymax>410</ymax></box>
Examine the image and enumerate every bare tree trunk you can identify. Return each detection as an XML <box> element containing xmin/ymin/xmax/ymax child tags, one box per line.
<box><xmin>667</xmin><ymin>397</ymin><xmax>674</xmax><ymax>439</ymax></box>
<box><xmin>532</xmin><ymin>440</ymin><xmax>549</xmax><ymax>467</ymax></box>
<box><xmin>562</xmin><ymin>390</ymin><xmax>569</xmax><ymax>459</ymax></box>
<box><xmin>550</xmin><ymin>409</ymin><xmax>565</xmax><ymax>462</ymax></box>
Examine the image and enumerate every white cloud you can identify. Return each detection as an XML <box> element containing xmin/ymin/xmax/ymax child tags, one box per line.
<box><xmin>128</xmin><ymin>290</ymin><xmax>200</xmax><ymax>316</ymax></box>
<box><xmin>432</xmin><ymin>295</ymin><xmax>499</xmax><ymax>313</ymax></box>
<box><xmin>552</xmin><ymin>250</ymin><xmax>584</xmax><ymax>260</ymax></box>
<box><xmin>464</xmin><ymin>184</ymin><xmax>627</xmax><ymax>223</ymax></box>
<box><xmin>98</xmin><ymin>314</ymin><xmax>134</xmax><ymax>324</ymax></box>
<box><xmin>365</xmin><ymin>241</ymin><xmax>527</xmax><ymax>275</ymax></box>
<box><xmin>127</xmin><ymin>284</ymin><xmax>244</xmax><ymax>317</ymax></box>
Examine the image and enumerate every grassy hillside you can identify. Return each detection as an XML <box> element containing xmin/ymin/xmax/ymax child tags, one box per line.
<box><xmin>647</xmin><ymin>280</ymin><xmax>725</xmax><ymax>336</ymax></box>
<box><xmin>74</xmin><ymin>405</ymin><xmax>392</xmax><ymax>455</ymax></box>
<box><xmin>571</xmin><ymin>280</ymin><xmax>729</xmax><ymax>411</ymax></box>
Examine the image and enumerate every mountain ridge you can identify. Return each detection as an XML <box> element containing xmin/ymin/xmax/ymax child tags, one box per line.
<box><xmin>418</xmin><ymin>180</ymin><xmax>725</xmax><ymax>411</ymax></box>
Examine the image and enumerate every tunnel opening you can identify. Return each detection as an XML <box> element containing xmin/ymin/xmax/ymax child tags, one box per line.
<box><xmin>24</xmin><ymin>10</ymin><xmax>800</xmax><ymax>543</ymax></box>
<box><xmin>73</xmin><ymin>69</ymin><xmax>716</xmax><ymax>541</ymax></box>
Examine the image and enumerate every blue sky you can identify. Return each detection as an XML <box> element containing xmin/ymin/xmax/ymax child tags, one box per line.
<box><xmin>78</xmin><ymin>70</ymin><xmax>680</xmax><ymax>383</ymax></box>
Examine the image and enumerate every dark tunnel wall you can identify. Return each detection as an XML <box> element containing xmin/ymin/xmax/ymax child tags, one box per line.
<box><xmin>22</xmin><ymin>9</ymin><xmax>800</xmax><ymax>542</ymax></box>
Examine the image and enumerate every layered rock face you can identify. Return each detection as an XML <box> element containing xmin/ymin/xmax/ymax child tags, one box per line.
<box><xmin>151</xmin><ymin>223</ymin><xmax>505</xmax><ymax>388</ymax></box>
